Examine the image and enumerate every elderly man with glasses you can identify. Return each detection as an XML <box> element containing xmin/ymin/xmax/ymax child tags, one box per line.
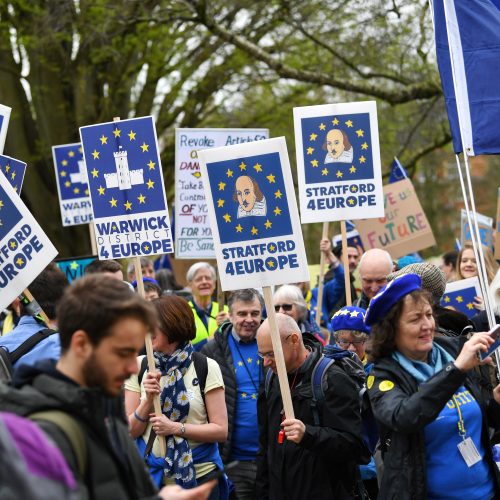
<box><xmin>256</xmin><ymin>314</ymin><xmax>367</xmax><ymax>500</ymax></box>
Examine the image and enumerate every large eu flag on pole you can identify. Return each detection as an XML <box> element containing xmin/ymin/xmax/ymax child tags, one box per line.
<box><xmin>431</xmin><ymin>0</ymin><xmax>500</xmax><ymax>155</ymax></box>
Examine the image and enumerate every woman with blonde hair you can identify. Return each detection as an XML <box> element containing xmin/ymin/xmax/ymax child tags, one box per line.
<box><xmin>456</xmin><ymin>243</ymin><xmax>498</xmax><ymax>283</ymax></box>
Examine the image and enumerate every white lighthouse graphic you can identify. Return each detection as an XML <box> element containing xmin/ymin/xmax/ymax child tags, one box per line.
<box><xmin>104</xmin><ymin>146</ymin><xmax>144</xmax><ymax>190</ymax></box>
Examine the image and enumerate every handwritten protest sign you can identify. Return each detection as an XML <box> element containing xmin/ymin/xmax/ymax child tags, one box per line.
<box><xmin>293</xmin><ymin>101</ymin><xmax>383</xmax><ymax>223</ymax></box>
<box><xmin>175</xmin><ymin>128</ymin><xmax>268</xmax><ymax>259</ymax></box>
<box><xmin>0</xmin><ymin>154</ymin><xmax>26</xmax><ymax>193</ymax></box>
<box><xmin>52</xmin><ymin>143</ymin><xmax>93</xmax><ymax>227</ymax></box>
<box><xmin>198</xmin><ymin>137</ymin><xmax>309</xmax><ymax>291</ymax></box>
<box><xmin>55</xmin><ymin>255</ymin><xmax>96</xmax><ymax>282</ymax></box>
<box><xmin>0</xmin><ymin>104</ymin><xmax>11</xmax><ymax>155</ymax></box>
<box><xmin>460</xmin><ymin>209</ymin><xmax>493</xmax><ymax>249</ymax></box>
<box><xmin>355</xmin><ymin>178</ymin><xmax>435</xmax><ymax>259</ymax></box>
<box><xmin>0</xmin><ymin>170</ymin><xmax>58</xmax><ymax>310</ymax></box>
<box><xmin>440</xmin><ymin>277</ymin><xmax>481</xmax><ymax>319</ymax></box>
<box><xmin>80</xmin><ymin>116</ymin><xmax>173</xmax><ymax>260</ymax></box>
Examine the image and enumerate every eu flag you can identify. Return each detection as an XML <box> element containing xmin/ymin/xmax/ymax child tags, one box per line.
<box><xmin>0</xmin><ymin>104</ymin><xmax>10</xmax><ymax>154</ymax></box>
<box><xmin>431</xmin><ymin>0</ymin><xmax>500</xmax><ymax>155</ymax></box>
<box><xmin>80</xmin><ymin>117</ymin><xmax>166</xmax><ymax>218</ymax></box>
<box><xmin>0</xmin><ymin>155</ymin><xmax>26</xmax><ymax>193</ymax></box>
<box><xmin>388</xmin><ymin>158</ymin><xmax>409</xmax><ymax>184</ymax></box>
<box><xmin>206</xmin><ymin>152</ymin><xmax>293</xmax><ymax>244</ymax></box>
<box><xmin>0</xmin><ymin>179</ymin><xmax>23</xmax><ymax>241</ymax></box>
<box><xmin>52</xmin><ymin>143</ymin><xmax>89</xmax><ymax>201</ymax></box>
<box><xmin>299</xmin><ymin>112</ymin><xmax>373</xmax><ymax>184</ymax></box>
<box><xmin>440</xmin><ymin>286</ymin><xmax>479</xmax><ymax>319</ymax></box>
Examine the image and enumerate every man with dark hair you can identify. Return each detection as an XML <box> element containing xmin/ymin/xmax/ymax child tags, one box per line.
<box><xmin>84</xmin><ymin>258</ymin><xmax>124</xmax><ymax>280</ymax></box>
<box><xmin>0</xmin><ymin>275</ymin><xmax>214</xmax><ymax>500</ymax></box>
<box><xmin>202</xmin><ymin>288</ymin><xmax>264</xmax><ymax>500</ymax></box>
<box><xmin>0</xmin><ymin>262</ymin><xmax>69</xmax><ymax>371</ymax></box>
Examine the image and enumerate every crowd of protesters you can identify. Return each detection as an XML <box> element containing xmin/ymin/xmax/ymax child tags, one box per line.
<box><xmin>0</xmin><ymin>242</ymin><xmax>499</xmax><ymax>500</ymax></box>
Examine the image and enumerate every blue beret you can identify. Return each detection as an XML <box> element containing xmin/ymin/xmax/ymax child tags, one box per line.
<box><xmin>132</xmin><ymin>277</ymin><xmax>160</xmax><ymax>288</ymax></box>
<box><xmin>365</xmin><ymin>273</ymin><xmax>422</xmax><ymax>326</ymax></box>
<box><xmin>330</xmin><ymin>306</ymin><xmax>371</xmax><ymax>335</ymax></box>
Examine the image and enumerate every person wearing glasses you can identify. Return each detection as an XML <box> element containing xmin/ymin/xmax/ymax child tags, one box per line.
<box><xmin>201</xmin><ymin>289</ymin><xmax>264</xmax><ymax>500</ymax></box>
<box><xmin>366</xmin><ymin>273</ymin><xmax>500</xmax><ymax>500</ymax></box>
<box><xmin>186</xmin><ymin>263</ymin><xmax>228</xmax><ymax>351</ymax></box>
<box><xmin>272</xmin><ymin>285</ymin><xmax>326</xmax><ymax>345</ymax></box>
<box><xmin>255</xmin><ymin>313</ymin><xmax>367</xmax><ymax>500</ymax></box>
<box><xmin>331</xmin><ymin>306</ymin><xmax>378</xmax><ymax>498</ymax></box>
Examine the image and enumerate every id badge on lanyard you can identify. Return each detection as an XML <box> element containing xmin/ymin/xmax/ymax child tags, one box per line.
<box><xmin>453</xmin><ymin>395</ymin><xmax>481</xmax><ymax>467</ymax></box>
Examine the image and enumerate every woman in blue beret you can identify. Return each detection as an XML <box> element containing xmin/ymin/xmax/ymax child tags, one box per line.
<box><xmin>365</xmin><ymin>274</ymin><xmax>500</xmax><ymax>500</ymax></box>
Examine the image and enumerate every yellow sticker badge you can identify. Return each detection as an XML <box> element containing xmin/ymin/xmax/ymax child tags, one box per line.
<box><xmin>379</xmin><ymin>380</ymin><xmax>395</xmax><ymax>392</ymax></box>
<box><xmin>367</xmin><ymin>375</ymin><xmax>375</xmax><ymax>390</ymax></box>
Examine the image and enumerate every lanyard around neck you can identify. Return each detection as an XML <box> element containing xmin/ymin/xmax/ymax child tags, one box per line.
<box><xmin>231</xmin><ymin>334</ymin><xmax>261</xmax><ymax>392</ymax></box>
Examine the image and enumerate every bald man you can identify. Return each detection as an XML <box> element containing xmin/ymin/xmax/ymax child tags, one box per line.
<box><xmin>256</xmin><ymin>314</ymin><xmax>366</xmax><ymax>500</ymax></box>
<box><xmin>355</xmin><ymin>248</ymin><xmax>394</xmax><ymax>309</ymax></box>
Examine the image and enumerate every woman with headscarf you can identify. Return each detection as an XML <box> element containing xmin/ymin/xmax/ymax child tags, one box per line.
<box><xmin>365</xmin><ymin>274</ymin><xmax>500</xmax><ymax>500</ymax></box>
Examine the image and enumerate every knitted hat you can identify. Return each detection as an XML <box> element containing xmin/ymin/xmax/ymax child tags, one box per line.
<box><xmin>330</xmin><ymin>306</ymin><xmax>371</xmax><ymax>335</ymax></box>
<box><xmin>365</xmin><ymin>274</ymin><xmax>422</xmax><ymax>326</ymax></box>
<box><xmin>387</xmin><ymin>262</ymin><xmax>446</xmax><ymax>303</ymax></box>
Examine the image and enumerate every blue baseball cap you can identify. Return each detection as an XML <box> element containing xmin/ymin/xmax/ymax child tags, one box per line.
<box><xmin>330</xmin><ymin>306</ymin><xmax>371</xmax><ymax>335</ymax></box>
<box><xmin>365</xmin><ymin>273</ymin><xmax>422</xmax><ymax>326</ymax></box>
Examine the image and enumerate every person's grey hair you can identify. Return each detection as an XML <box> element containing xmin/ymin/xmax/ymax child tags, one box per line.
<box><xmin>275</xmin><ymin>313</ymin><xmax>302</xmax><ymax>338</ymax></box>
<box><xmin>127</xmin><ymin>257</ymin><xmax>154</xmax><ymax>274</ymax></box>
<box><xmin>186</xmin><ymin>262</ymin><xmax>216</xmax><ymax>282</ymax></box>
<box><xmin>228</xmin><ymin>289</ymin><xmax>264</xmax><ymax>312</ymax></box>
<box><xmin>273</xmin><ymin>285</ymin><xmax>308</xmax><ymax>321</ymax></box>
<box><xmin>358</xmin><ymin>249</ymin><xmax>393</xmax><ymax>271</ymax></box>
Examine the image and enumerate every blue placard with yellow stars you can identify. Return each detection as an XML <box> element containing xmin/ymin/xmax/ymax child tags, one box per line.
<box><xmin>440</xmin><ymin>277</ymin><xmax>482</xmax><ymax>319</ymax></box>
<box><xmin>198</xmin><ymin>137</ymin><xmax>309</xmax><ymax>291</ymax></box>
<box><xmin>79</xmin><ymin>116</ymin><xmax>172</xmax><ymax>260</ymax></box>
<box><xmin>0</xmin><ymin>103</ymin><xmax>11</xmax><ymax>155</ymax></box>
<box><xmin>0</xmin><ymin>170</ymin><xmax>58</xmax><ymax>311</ymax></box>
<box><xmin>52</xmin><ymin>142</ymin><xmax>93</xmax><ymax>227</ymax></box>
<box><xmin>0</xmin><ymin>154</ymin><xmax>26</xmax><ymax>194</ymax></box>
<box><xmin>293</xmin><ymin>101</ymin><xmax>384</xmax><ymax>224</ymax></box>
<box><xmin>55</xmin><ymin>255</ymin><xmax>97</xmax><ymax>282</ymax></box>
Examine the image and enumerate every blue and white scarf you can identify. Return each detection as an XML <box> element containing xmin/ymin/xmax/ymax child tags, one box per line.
<box><xmin>154</xmin><ymin>341</ymin><xmax>196</xmax><ymax>488</ymax></box>
<box><xmin>392</xmin><ymin>343</ymin><xmax>454</xmax><ymax>384</ymax></box>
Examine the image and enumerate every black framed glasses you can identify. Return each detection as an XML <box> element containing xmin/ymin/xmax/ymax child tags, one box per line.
<box><xmin>274</xmin><ymin>303</ymin><xmax>294</xmax><ymax>312</ymax></box>
<box><xmin>337</xmin><ymin>339</ymin><xmax>366</xmax><ymax>348</ymax></box>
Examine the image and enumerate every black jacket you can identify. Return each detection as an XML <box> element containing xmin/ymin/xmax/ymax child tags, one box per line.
<box><xmin>256</xmin><ymin>337</ymin><xmax>367</xmax><ymax>500</ymax></box>
<box><xmin>368</xmin><ymin>337</ymin><xmax>500</xmax><ymax>500</ymax></box>
<box><xmin>201</xmin><ymin>321</ymin><xmax>263</xmax><ymax>463</ymax></box>
<box><xmin>0</xmin><ymin>360</ymin><xmax>159</xmax><ymax>500</ymax></box>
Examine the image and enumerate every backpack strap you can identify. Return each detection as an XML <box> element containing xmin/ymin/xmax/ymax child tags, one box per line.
<box><xmin>137</xmin><ymin>356</ymin><xmax>149</xmax><ymax>386</ymax></box>
<box><xmin>310</xmin><ymin>355</ymin><xmax>334</xmax><ymax>426</ymax></box>
<box><xmin>264</xmin><ymin>367</ymin><xmax>274</xmax><ymax>398</ymax></box>
<box><xmin>192</xmin><ymin>351</ymin><xmax>208</xmax><ymax>406</ymax></box>
<box><xmin>10</xmin><ymin>329</ymin><xmax>57</xmax><ymax>365</ymax></box>
<box><xmin>0</xmin><ymin>347</ymin><xmax>13</xmax><ymax>381</ymax></box>
<box><xmin>29</xmin><ymin>410</ymin><xmax>87</xmax><ymax>478</ymax></box>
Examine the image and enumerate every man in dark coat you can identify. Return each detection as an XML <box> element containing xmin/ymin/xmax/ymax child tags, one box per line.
<box><xmin>256</xmin><ymin>314</ymin><xmax>367</xmax><ymax>500</ymax></box>
<box><xmin>202</xmin><ymin>288</ymin><xmax>264</xmax><ymax>500</ymax></box>
<box><xmin>0</xmin><ymin>275</ymin><xmax>213</xmax><ymax>500</ymax></box>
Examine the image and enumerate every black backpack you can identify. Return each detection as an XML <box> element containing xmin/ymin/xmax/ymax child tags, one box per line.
<box><xmin>0</xmin><ymin>329</ymin><xmax>57</xmax><ymax>382</ymax></box>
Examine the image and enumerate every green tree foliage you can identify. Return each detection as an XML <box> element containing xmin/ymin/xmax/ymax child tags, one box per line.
<box><xmin>0</xmin><ymin>0</ymin><xmax>470</xmax><ymax>258</ymax></box>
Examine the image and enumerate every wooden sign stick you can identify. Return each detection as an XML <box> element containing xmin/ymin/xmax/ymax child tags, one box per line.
<box><xmin>88</xmin><ymin>221</ymin><xmax>98</xmax><ymax>255</ymax></box>
<box><xmin>216</xmin><ymin>274</ymin><xmax>225</xmax><ymax>311</ymax></box>
<box><xmin>22</xmin><ymin>288</ymin><xmax>50</xmax><ymax>325</ymax></box>
<box><xmin>340</xmin><ymin>220</ymin><xmax>352</xmax><ymax>306</ymax></box>
<box><xmin>114</xmin><ymin>112</ymin><xmax>165</xmax><ymax>457</ymax></box>
<box><xmin>315</xmin><ymin>221</ymin><xmax>330</xmax><ymax>326</ymax></box>
<box><xmin>263</xmin><ymin>286</ymin><xmax>295</xmax><ymax>419</ymax></box>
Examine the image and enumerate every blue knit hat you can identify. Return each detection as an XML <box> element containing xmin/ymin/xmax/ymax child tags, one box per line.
<box><xmin>330</xmin><ymin>306</ymin><xmax>371</xmax><ymax>335</ymax></box>
<box><xmin>365</xmin><ymin>273</ymin><xmax>422</xmax><ymax>326</ymax></box>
